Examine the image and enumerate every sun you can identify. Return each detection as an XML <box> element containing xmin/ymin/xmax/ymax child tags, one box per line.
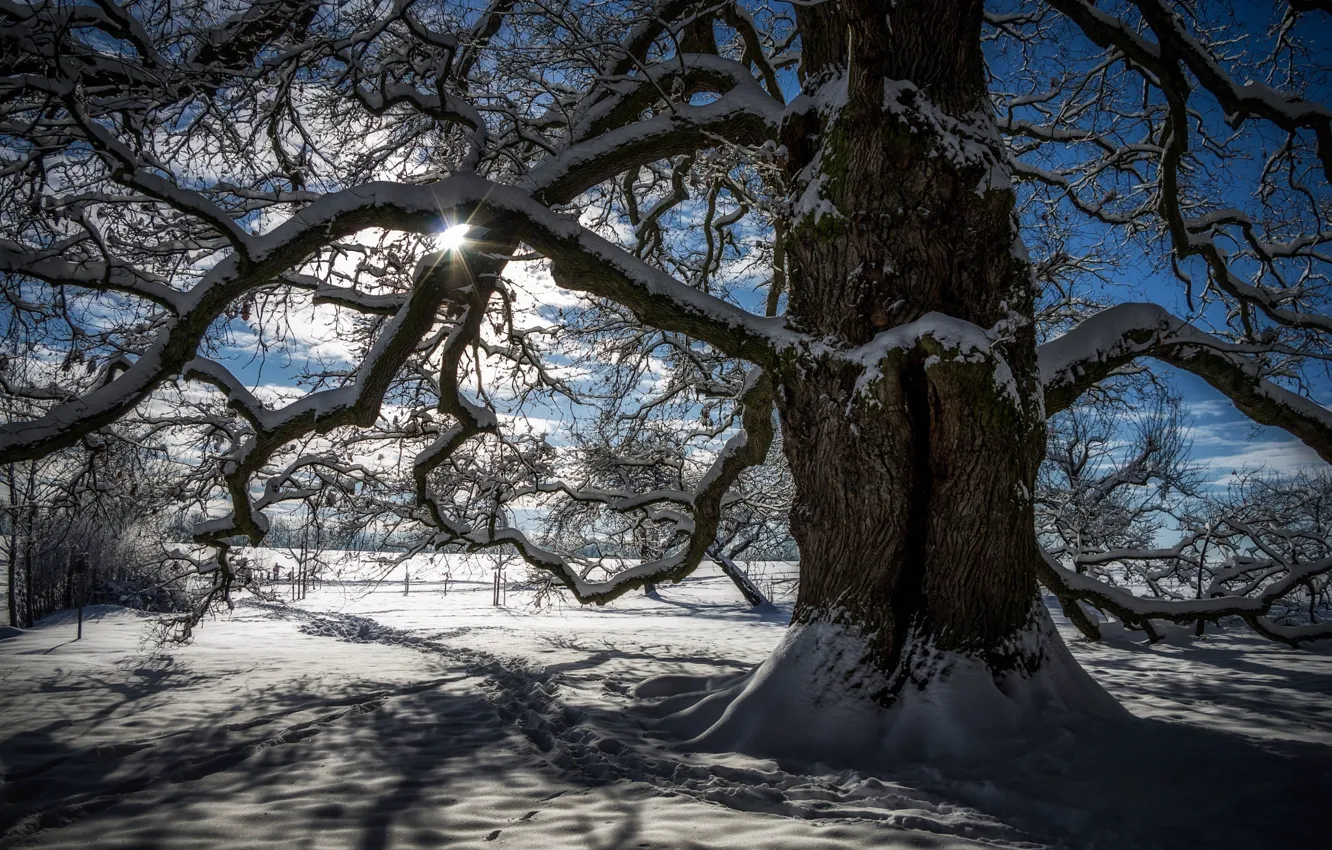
<box><xmin>438</xmin><ymin>223</ymin><xmax>471</xmax><ymax>252</ymax></box>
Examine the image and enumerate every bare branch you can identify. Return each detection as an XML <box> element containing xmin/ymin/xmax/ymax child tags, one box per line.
<box><xmin>1040</xmin><ymin>303</ymin><xmax>1332</xmax><ymax>462</ymax></box>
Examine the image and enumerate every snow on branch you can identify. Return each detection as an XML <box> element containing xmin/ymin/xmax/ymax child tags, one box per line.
<box><xmin>1039</xmin><ymin>544</ymin><xmax>1332</xmax><ymax>646</ymax></box>
<box><xmin>438</xmin><ymin>370</ymin><xmax>776</xmax><ymax>604</ymax></box>
<box><xmin>1037</xmin><ymin>368</ymin><xmax>1332</xmax><ymax>644</ymax></box>
<box><xmin>187</xmin><ymin>250</ymin><xmax>483</xmax><ymax>544</ymax></box>
<box><xmin>568</xmin><ymin>53</ymin><xmax>782</xmax><ymax>144</ymax></box>
<box><xmin>528</xmin><ymin>84</ymin><xmax>782</xmax><ymax>206</ymax></box>
<box><xmin>0</xmin><ymin>0</ymin><xmax>794</xmax><ymax>474</ymax></box>
<box><xmin>1039</xmin><ymin>303</ymin><xmax>1332</xmax><ymax>463</ymax></box>
<box><xmin>255</xmin><ymin>176</ymin><xmax>798</xmax><ymax>361</ymax></box>
<box><xmin>1128</xmin><ymin>0</ymin><xmax>1332</xmax><ymax>181</ymax></box>
<box><xmin>0</xmin><ymin>239</ymin><xmax>183</xmax><ymax>311</ymax></box>
<box><xmin>0</xmin><ymin>173</ymin><xmax>802</xmax><ymax>465</ymax></box>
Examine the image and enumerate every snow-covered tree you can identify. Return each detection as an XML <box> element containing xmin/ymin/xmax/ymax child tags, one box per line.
<box><xmin>3</xmin><ymin>0</ymin><xmax>1331</xmax><ymax>760</ymax></box>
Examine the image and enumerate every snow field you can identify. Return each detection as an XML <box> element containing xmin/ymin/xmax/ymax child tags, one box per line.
<box><xmin>1</xmin><ymin>557</ymin><xmax>1328</xmax><ymax>849</ymax></box>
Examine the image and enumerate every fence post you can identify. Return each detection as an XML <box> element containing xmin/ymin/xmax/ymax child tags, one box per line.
<box><xmin>73</xmin><ymin>553</ymin><xmax>87</xmax><ymax>640</ymax></box>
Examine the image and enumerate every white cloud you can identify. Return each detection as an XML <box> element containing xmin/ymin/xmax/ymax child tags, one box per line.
<box><xmin>1197</xmin><ymin>439</ymin><xmax>1324</xmax><ymax>486</ymax></box>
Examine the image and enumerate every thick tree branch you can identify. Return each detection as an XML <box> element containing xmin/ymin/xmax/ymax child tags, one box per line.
<box><xmin>0</xmin><ymin>239</ymin><xmax>182</xmax><ymax>311</ymax></box>
<box><xmin>1039</xmin><ymin>546</ymin><xmax>1332</xmax><ymax>646</ymax></box>
<box><xmin>1044</xmin><ymin>0</ymin><xmax>1332</xmax><ymax>335</ymax></box>
<box><xmin>0</xmin><ymin>174</ymin><xmax>800</xmax><ymax>464</ymax></box>
<box><xmin>1040</xmin><ymin>303</ymin><xmax>1332</xmax><ymax>463</ymax></box>
<box><xmin>531</xmin><ymin>84</ymin><xmax>782</xmax><ymax>205</ymax></box>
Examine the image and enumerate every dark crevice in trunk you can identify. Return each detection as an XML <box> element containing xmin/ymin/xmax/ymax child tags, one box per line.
<box><xmin>886</xmin><ymin>353</ymin><xmax>936</xmax><ymax>692</ymax></box>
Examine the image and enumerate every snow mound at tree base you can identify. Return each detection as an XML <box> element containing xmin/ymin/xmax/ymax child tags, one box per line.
<box><xmin>635</xmin><ymin>605</ymin><xmax>1129</xmax><ymax>769</ymax></box>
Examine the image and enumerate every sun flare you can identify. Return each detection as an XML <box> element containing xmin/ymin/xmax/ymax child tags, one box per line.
<box><xmin>439</xmin><ymin>223</ymin><xmax>471</xmax><ymax>252</ymax></box>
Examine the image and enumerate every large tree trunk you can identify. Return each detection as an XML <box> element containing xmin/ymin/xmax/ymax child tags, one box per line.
<box><xmin>779</xmin><ymin>0</ymin><xmax>1042</xmax><ymax>686</ymax></box>
<box><xmin>641</xmin><ymin>0</ymin><xmax>1123</xmax><ymax>764</ymax></box>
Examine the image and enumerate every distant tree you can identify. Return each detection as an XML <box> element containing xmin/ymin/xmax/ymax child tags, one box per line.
<box><xmin>1041</xmin><ymin>399</ymin><xmax>1332</xmax><ymax>643</ymax></box>
<box><xmin>1</xmin><ymin>433</ymin><xmax>184</xmax><ymax>626</ymax></box>
<box><xmin>1037</xmin><ymin>389</ymin><xmax>1203</xmax><ymax>639</ymax></box>
<box><xmin>3</xmin><ymin>0</ymin><xmax>1331</xmax><ymax>757</ymax></box>
<box><xmin>539</xmin><ymin>409</ymin><xmax>786</xmax><ymax>604</ymax></box>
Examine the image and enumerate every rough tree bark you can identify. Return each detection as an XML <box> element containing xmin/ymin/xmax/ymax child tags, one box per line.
<box><xmin>780</xmin><ymin>0</ymin><xmax>1040</xmax><ymax>667</ymax></box>
<box><xmin>644</xmin><ymin>0</ymin><xmax>1121</xmax><ymax>762</ymax></box>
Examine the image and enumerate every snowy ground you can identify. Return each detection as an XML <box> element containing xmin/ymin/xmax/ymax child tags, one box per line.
<box><xmin>0</xmin><ymin>557</ymin><xmax>1327</xmax><ymax>849</ymax></box>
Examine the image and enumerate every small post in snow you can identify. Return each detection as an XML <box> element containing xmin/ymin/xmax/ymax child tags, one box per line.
<box><xmin>404</xmin><ymin>568</ymin><xmax>410</xmax><ymax>596</ymax></box>
<box><xmin>73</xmin><ymin>553</ymin><xmax>87</xmax><ymax>641</ymax></box>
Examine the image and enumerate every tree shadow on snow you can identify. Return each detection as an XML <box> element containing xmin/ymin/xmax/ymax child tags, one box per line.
<box><xmin>908</xmin><ymin>710</ymin><xmax>1330</xmax><ymax>850</ymax></box>
<box><xmin>7</xmin><ymin>614</ymin><xmax>1326</xmax><ymax>850</ymax></box>
<box><xmin>536</xmin><ymin>633</ymin><xmax>757</xmax><ymax>684</ymax></box>
<box><xmin>0</xmin><ymin>662</ymin><xmax>517</xmax><ymax>849</ymax></box>
<box><xmin>0</xmin><ymin>645</ymin><xmax>668</xmax><ymax>850</ymax></box>
<box><xmin>634</xmin><ymin>592</ymin><xmax>793</xmax><ymax>624</ymax></box>
<box><xmin>559</xmin><ymin>631</ymin><xmax>1330</xmax><ymax>850</ymax></box>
